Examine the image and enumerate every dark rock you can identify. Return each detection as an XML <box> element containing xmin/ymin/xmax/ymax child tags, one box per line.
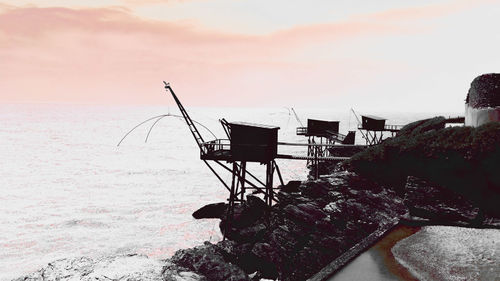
<box><xmin>297</xmin><ymin>202</ymin><xmax>327</xmax><ymax>220</ymax></box>
<box><xmin>276</xmin><ymin>193</ymin><xmax>313</xmax><ymax>208</ymax></box>
<box><xmin>284</xmin><ymin>204</ymin><xmax>321</xmax><ymax>225</ymax></box>
<box><xmin>314</xmin><ymin>217</ymin><xmax>338</xmax><ymax>233</ymax></box>
<box><xmin>238</xmin><ymin>223</ymin><xmax>268</xmax><ymax>242</ymax></box>
<box><xmin>276</xmin><ymin>191</ymin><xmax>295</xmax><ymax>205</ymax></box>
<box><xmin>299</xmin><ymin>180</ymin><xmax>332</xmax><ymax>198</ymax></box>
<box><xmin>323</xmin><ymin>201</ymin><xmax>344</xmax><ymax>216</ymax></box>
<box><xmin>404</xmin><ymin>176</ymin><xmax>480</xmax><ymax>223</ymax></box>
<box><xmin>222</xmin><ymin>222</ymin><xmax>268</xmax><ymax>244</ymax></box>
<box><xmin>192</xmin><ymin>203</ymin><xmax>227</xmax><ymax>219</ymax></box>
<box><xmin>280</xmin><ymin>180</ymin><xmax>302</xmax><ymax>193</ymax></box>
<box><xmin>246</xmin><ymin>195</ymin><xmax>270</xmax><ymax>213</ymax></box>
<box><xmin>215</xmin><ymin>242</ymin><xmax>262</xmax><ymax>275</ymax></box>
<box><xmin>226</xmin><ymin>196</ymin><xmax>269</xmax><ymax>230</ymax></box>
<box><xmin>210</xmin><ymin>172</ymin><xmax>414</xmax><ymax>281</ymax></box>
<box><xmin>250</xmin><ymin>242</ymin><xmax>279</xmax><ymax>278</ymax></box>
<box><xmin>171</xmin><ymin>242</ymin><xmax>250</xmax><ymax>281</ymax></box>
<box><xmin>279</xmin><ymin>218</ymin><xmax>308</xmax><ymax>237</ymax></box>
<box><xmin>268</xmin><ymin>226</ymin><xmax>301</xmax><ymax>255</ymax></box>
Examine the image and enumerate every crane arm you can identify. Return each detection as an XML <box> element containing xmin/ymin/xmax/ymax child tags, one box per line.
<box><xmin>351</xmin><ymin>108</ymin><xmax>362</xmax><ymax>126</ymax></box>
<box><xmin>163</xmin><ymin>81</ymin><xmax>206</xmax><ymax>152</ymax></box>
<box><xmin>291</xmin><ymin>108</ymin><xmax>304</xmax><ymax>127</ymax></box>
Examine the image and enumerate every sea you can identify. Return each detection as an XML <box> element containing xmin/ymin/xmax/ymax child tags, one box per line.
<box><xmin>0</xmin><ymin>104</ymin><xmax>451</xmax><ymax>280</ymax></box>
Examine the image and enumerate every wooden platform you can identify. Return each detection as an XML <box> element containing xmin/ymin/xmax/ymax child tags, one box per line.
<box><xmin>200</xmin><ymin>142</ymin><xmax>363</xmax><ymax>162</ymax></box>
<box><xmin>276</xmin><ymin>154</ymin><xmax>350</xmax><ymax>161</ymax></box>
<box><xmin>200</xmin><ymin>149</ymin><xmax>232</xmax><ymax>161</ymax></box>
<box><xmin>358</xmin><ymin>125</ymin><xmax>403</xmax><ymax>133</ymax></box>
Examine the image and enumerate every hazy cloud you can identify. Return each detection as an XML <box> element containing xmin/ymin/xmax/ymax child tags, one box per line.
<box><xmin>1</xmin><ymin>1</ymin><xmax>498</xmax><ymax>110</ymax></box>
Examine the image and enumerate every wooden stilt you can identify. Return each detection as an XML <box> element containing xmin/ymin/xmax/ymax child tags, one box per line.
<box><xmin>240</xmin><ymin>161</ymin><xmax>246</xmax><ymax>202</ymax></box>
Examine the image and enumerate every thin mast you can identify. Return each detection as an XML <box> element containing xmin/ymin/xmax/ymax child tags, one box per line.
<box><xmin>163</xmin><ymin>82</ymin><xmax>206</xmax><ymax>152</ymax></box>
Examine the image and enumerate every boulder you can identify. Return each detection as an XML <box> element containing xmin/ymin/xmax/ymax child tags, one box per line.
<box><xmin>250</xmin><ymin>242</ymin><xmax>279</xmax><ymax>276</ymax></box>
<box><xmin>283</xmin><ymin>205</ymin><xmax>317</xmax><ymax>225</ymax></box>
<box><xmin>299</xmin><ymin>180</ymin><xmax>332</xmax><ymax>198</ymax></box>
<box><xmin>237</xmin><ymin>223</ymin><xmax>268</xmax><ymax>243</ymax></box>
<box><xmin>323</xmin><ymin>201</ymin><xmax>344</xmax><ymax>215</ymax></box>
<box><xmin>280</xmin><ymin>180</ymin><xmax>301</xmax><ymax>193</ymax></box>
<box><xmin>192</xmin><ymin>203</ymin><xmax>227</xmax><ymax>219</ymax></box>
<box><xmin>222</xmin><ymin>196</ymin><xmax>269</xmax><ymax>230</ymax></box>
<box><xmin>214</xmin><ymin>241</ymin><xmax>263</xmax><ymax>276</ymax></box>
<box><xmin>171</xmin><ymin>242</ymin><xmax>249</xmax><ymax>281</ymax></box>
<box><xmin>246</xmin><ymin>195</ymin><xmax>270</xmax><ymax>216</ymax></box>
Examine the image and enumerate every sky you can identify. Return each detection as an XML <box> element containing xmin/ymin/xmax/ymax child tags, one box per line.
<box><xmin>1</xmin><ymin>0</ymin><xmax>499</xmax><ymax>111</ymax></box>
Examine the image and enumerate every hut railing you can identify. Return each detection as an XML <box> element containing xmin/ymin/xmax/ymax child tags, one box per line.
<box><xmin>202</xmin><ymin>139</ymin><xmax>282</xmax><ymax>153</ymax></box>
<box><xmin>384</xmin><ymin>124</ymin><xmax>404</xmax><ymax>131</ymax></box>
<box><xmin>201</xmin><ymin>139</ymin><xmax>230</xmax><ymax>155</ymax></box>
<box><xmin>296</xmin><ymin>127</ymin><xmax>308</xmax><ymax>135</ymax></box>
<box><xmin>358</xmin><ymin>124</ymin><xmax>404</xmax><ymax>131</ymax></box>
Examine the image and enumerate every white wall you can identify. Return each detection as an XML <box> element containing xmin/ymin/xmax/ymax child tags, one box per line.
<box><xmin>465</xmin><ymin>105</ymin><xmax>500</xmax><ymax>127</ymax></box>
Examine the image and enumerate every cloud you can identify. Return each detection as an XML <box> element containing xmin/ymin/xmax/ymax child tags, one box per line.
<box><xmin>0</xmin><ymin>1</ymin><xmax>495</xmax><ymax>108</ymax></box>
<box><xmin>0</xmin><ymin>5</ymin><xmax>411</xmax><ymax>65</ymax></box>
<box><xmin>351</xmin><ymin>0</ymin><xmax>492</xmax><ymax>22</ymax></box>
<box><xmin>119</xmin><ymin>0</ymin><xmax>174</xmax><ymax>4</ymax></box>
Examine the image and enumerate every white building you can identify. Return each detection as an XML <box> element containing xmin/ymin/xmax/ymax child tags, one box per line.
<box><xmin>465</xmin><ymin>73</ymin><xmax>500</xmax><ymax>127</ymax></box>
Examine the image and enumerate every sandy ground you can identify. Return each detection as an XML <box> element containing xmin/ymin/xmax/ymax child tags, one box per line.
<box><xmin>392</xmin><ymin>226</ymin><xmax>500</xmax><ymax>281</ymax></box>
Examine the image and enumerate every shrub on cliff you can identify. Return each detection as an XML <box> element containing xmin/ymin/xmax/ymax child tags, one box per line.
<box><xmin>348</xmin><ymin>117</ymin><xmax>500</xmax><ymax>215</ymax></box>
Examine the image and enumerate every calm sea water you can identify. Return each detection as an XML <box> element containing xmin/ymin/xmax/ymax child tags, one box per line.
<box><xmin>0</xmin><ymin>104</ymin><xmax>446</xmax><ymax>280</ymax></box>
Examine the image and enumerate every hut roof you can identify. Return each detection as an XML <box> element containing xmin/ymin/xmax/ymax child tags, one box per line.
<box><xmin>308</xmin><ymin>118</ymin><xmax>339</xmax><ymax>123</ymax></box>
<box><xmin>228</xmin><ymin>121</ymin><xmax>280</xmax><ymax>130</ymax></box>
<box><xmin>466</xmin><ymin>73</ymin><xmax>500</xmax><ymax>108</ymax></box>
<box><xmin>361</xmin><ymin>115</ymin><xmax>386</xmax><ymax>120</ymax></box>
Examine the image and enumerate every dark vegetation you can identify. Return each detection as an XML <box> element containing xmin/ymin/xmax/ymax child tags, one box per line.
<box><xmin>349</xmin><ymin>117</ymin><xmax>500</xmax><ymax>216</ymax></box>
<box><xmin>466</xmin><ymin>73</ymin><xmax>500</xmax><ymax>108</ymax></box>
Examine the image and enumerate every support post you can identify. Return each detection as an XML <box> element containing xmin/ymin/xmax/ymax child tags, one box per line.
<box><xmin>224</xmin><ymin>162</ymin><xmax>238</xmax><ymax>240</ymax></box>
<box><xmin>314</xmin><ymin>145</ymin><xmax>319</xmax><ymax>180</ymax></box>
<box><xmin>274</xmin><ymin>160</ymin><xmax>285</xmax><ymax>186</ymax></box>
<box><xmin>265</xmin><ymin>161</ymin><xmax>275</xmax><ymax>206</ymax></box>
<box><xmin>240</xmin><ymin>161</ymin><xmax>246</xmax><ymax>202</ymax></box>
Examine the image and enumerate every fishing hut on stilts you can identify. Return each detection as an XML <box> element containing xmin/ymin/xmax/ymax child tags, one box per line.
<box><xmin>160</xmin><ymin>82</ymin><xmax>356</xmax><ymax>234</ymax></box>
<box><xmin>351</xmin><ymin>109</ymin><xmax>403</xmax><ymax>145</ymax></box>
<box><xmin>163</xmin><ymin>82</ymin><xmax>284</xmax><ymax>234</ymax></box>
<box><xmin>295</xmin><ymin>117</ymin><xmax>356</xmax><ymax>179</ymax></box>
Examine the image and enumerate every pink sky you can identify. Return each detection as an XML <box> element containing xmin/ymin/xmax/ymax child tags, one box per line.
<box><xmin>1</xmin><ymin>0</ymin><xmax>499</xmax><ymax>111</ymax></box>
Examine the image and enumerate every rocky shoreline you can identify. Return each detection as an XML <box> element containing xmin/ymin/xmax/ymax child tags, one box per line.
<box><xmin>15</xmin><ymin>117</ymin><xmax>500</xmax><ymax>281</ymax></box>
<box><xmin>15</xmin><ymin>169</ymin><xmax>499</xmax><ymax>281</ymax></box>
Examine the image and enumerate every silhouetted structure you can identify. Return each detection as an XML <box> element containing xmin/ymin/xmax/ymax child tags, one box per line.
<box><xmin>164</xmin><ymin>83</ymin><xmax>284</xmax><ymax>235</ymax></box>
<box><xmin>295</xmin><ymin>118</ymin><xmax>356</xmax><ymax>177</ymax></box>
<box><xmin>361</xmin><ymin>115</ymin><xmax>386</xmax><ymax>131</ymax></box>
<box><xmin>352</xmin><ymin>111</ymin><xmax>403</xmax><ymax>145</ymax></box>
<box><xmin>164</xmin><ymin>82</ymin><xmax>357</xmax><ymax>231</ymax></box>
<box><xmin>225</xmin><ymin>122</ymin><xmax>279</xmax><ymax>162</ymax></box>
